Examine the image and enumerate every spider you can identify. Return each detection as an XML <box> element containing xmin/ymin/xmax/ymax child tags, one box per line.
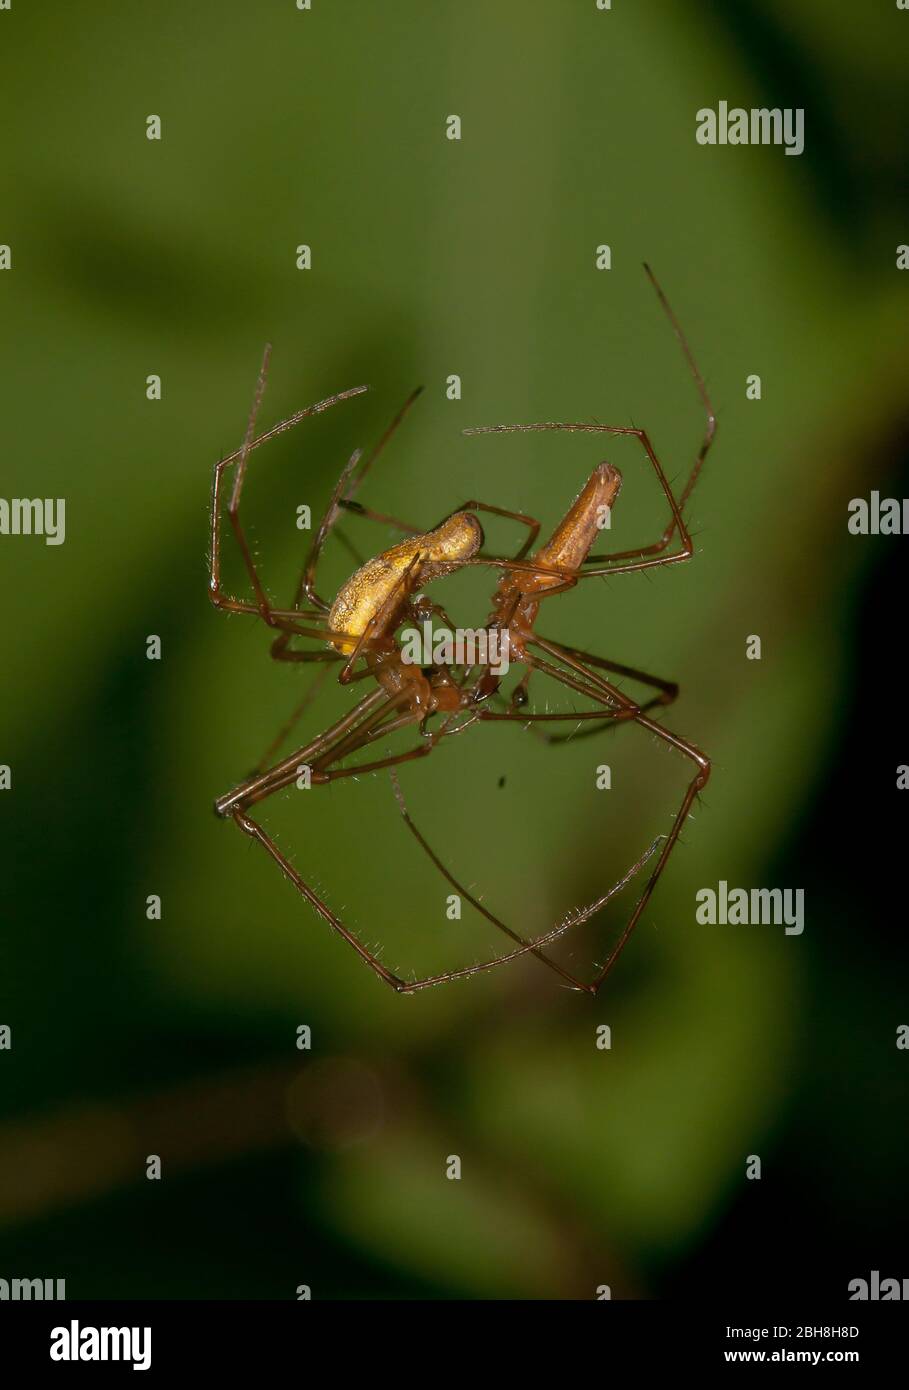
<box><xmin>209</xmin><ymin>265</ymin><xmax>715</xmax><ymax>994</ymax></box>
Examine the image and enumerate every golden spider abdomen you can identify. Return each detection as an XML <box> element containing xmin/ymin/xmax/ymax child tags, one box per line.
<box><xmin>327</xmin><ymin>511</ymin><xmax>483</xmax><ymax>654</ymax></box>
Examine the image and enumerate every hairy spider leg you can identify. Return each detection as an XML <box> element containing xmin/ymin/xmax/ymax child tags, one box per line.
<box><xmin>461</xmin><ymin>262</ymin><xmax>716</xmax><ymax>572</ymax></box>
<box><xmin>209</xmin><ymin>353</ymin><xmax>368</xmax><ymax>622</ymax></box>
<box><xmin>511</xmin><ymin>635</ymin><xmax>710</xmax><ymax>992</ymax></box>
<box><xmin>218</xmin><ymin>688</ymin><xmax>643</xmax><ymax>992</ymax></box>
<box><xmin>389</xmin><ymin>770</ymin><xmax>664</xmax><ymax>992</ymax></box>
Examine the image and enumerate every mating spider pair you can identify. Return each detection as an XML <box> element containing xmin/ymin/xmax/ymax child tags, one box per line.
<box><xmin>208</xmin><ymin>266</ymin><xmax>715</xmax><ymax>994</ymax></box>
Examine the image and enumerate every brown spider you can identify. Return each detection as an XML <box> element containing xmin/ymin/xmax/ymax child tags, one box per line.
<box><xmin>209</xmin><ymin>266</ymin><xmax>715</xmax><ymax>993</ymax></box>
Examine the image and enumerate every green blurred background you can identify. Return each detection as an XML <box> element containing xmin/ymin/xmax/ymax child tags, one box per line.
<box><xmin>1</xmin><ymin>1</ymin><xmax>907</xmax><ymax>1299</ymax></box>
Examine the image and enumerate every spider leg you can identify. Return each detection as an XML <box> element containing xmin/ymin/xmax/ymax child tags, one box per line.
<box><xmin>524</xmin><ymin>635</ymin><xmax>710</xmax><ymax>992</ymax></box>
<box><xmin>270</xmin><ymin>388</ymin><xmax>426</xmax><ymax>669</ymax></box>
<box><xmin>515</xmin><ymin>642</ymin><xmax>678</xmax><ymax>743</ymax></box>
<box><xmin>337</xmin><ymin>499</ymin><xmax>423</xmax><ymax>535</ymax></box>
<box><xmin>250</xmin><ymin>661</ymin><xmax>339</xmax><ymax>776</ymax></box>
<box><xmin>222</xmin><ymin>695</ymin><xmax>642</xmax><ymax>994</ymax></box>
<box><xmin>443</xmin><ymin>500</ymin><xmax>541</xmax><ymax>561</ymax></box>
<box><xmin>487</xmin><ymin>687</ymin><xmax>668</xmax><ymax>742</ymax></box>
<box><xmin>479</xmin><ymin>705</ymin><xmax>634</xmax><ymax>725</ymax></box>
<box><xmin>234</xmin><ymin>802</ymin><xmax>657</xmax><ymax>994</ymax></box>
<box><xmin>553</xmin><ymin>644</ymin><xmax>678</xmax><ymax>703</ymax></box>
<box><xmin>214</xmin><ymin>687</ymin><xmax>391</xmax><ymax>817</ymax></box>
<box><xmin>642</xmin><ymin>260</ymin><xmax>716</xmax><ymax>523</ymax></box>
<box><xmin>297</xmin><ymin>387</ymin><xmax>424</xmax><ymax>612</ymax></box>
<box><xmin>462</xmin><ymin>422</ymin><xmax>692</xmax><ymax>578</ymax></box>
<box><xmin>388</xmin><ymin>771</ymin><xmax>661</xmax><ymax>992</ymax></box>
<box><xmin>209</xmin><ymin>355</ymin><xmax>367</xmax><ymax>621</ymax></box>
<box><xmin>461</xmin><ymin>265</ymin><xmax>715</xmax><ymax>574</ymax></box>
<box><xmin>220</xmin><ymin>683</ymin><xmax>441</xmax><ymax>819</ymax></box>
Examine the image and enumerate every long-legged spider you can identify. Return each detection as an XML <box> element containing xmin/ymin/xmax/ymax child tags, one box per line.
<box><xmin>209</xmin><ymin>266</ymin><xmax>715</xmax><ymax>994</ymax></box>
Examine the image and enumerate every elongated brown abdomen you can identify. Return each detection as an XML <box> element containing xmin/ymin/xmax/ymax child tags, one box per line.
<box><xmin>519</xmin><ymin>462</ymin><xmax>622</xmax><ymax>593</ymax></box>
